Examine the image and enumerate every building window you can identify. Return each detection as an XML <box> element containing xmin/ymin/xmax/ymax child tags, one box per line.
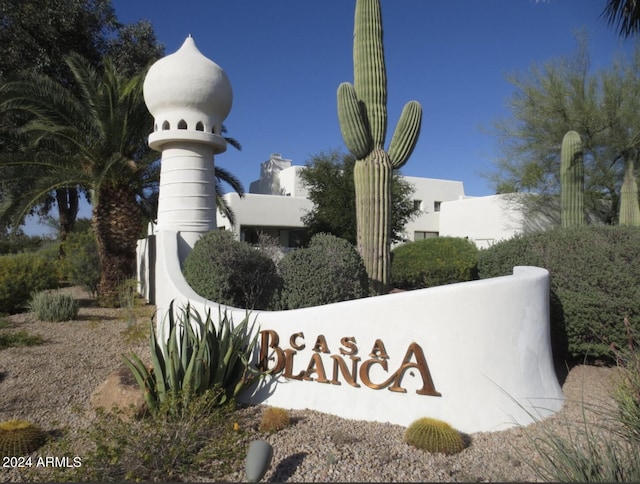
<box><xmin>414</xmin><ymin>231</ymin><xmax>438</xmax><ymax>240</ymax></box>
<box><xmin>434</xmin><ymin>201</ymin><xmax>442</xmax><ymax>212</ymax></box>
<box><xmin>413</xmin><ymin>200</ymin><xmax>423</xmax><ymax>211</ymax></box>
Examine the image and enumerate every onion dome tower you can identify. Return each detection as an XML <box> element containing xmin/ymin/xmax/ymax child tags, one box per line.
<box><xmin>143</xmin><ymin>35</ymin><xmax>232</xmax><ymax>260</ymax></box>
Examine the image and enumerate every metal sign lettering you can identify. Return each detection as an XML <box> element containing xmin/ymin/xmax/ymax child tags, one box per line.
<box><xmin>258</xmin><ymin>330</ymin><xmax>441</xmax><ymax>396</ymax></box>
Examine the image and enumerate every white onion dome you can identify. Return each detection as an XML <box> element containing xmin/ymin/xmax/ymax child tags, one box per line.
<box><xmin>143</xmin><ymin>35</ymin><xmax>232</xmax><ymax>152</ymax></box>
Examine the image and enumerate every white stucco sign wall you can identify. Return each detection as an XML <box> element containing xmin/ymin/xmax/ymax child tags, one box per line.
<box><xmin>153</xmin><ymin>230</ymin><xmax>563</xmax><ymax>434</ymax></box>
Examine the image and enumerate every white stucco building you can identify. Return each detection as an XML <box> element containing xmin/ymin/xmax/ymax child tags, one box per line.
<box><xmin>217</xmin><ymin>153</ymin><xmax>536</xmax><ymax>249</ymax></box>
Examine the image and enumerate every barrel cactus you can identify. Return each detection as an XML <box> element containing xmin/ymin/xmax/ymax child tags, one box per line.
<box><xmin>404</xmin><ymin>417</ymin><xmax>466</xmax><ymax>455</ymax></box>
<box><xmin>0</xmin><ymin>419</ymin><xmax>47</xmax><ymax>456</ymax></box>
<box><xmin>337</xmin><ymin>0</ymin><xmax>422</xmax><ymax>294</ymax></box>
<box><xmin>560</xmin><ymin>130</ymin><xmax>584</xmax><ymax>227</ymax></box>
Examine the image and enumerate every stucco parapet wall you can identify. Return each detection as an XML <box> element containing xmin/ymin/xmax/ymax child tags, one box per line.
<box><xmin>154</xmin><ymin>230</ymin><xmax>563</xmax><ymax>433</ymax></box>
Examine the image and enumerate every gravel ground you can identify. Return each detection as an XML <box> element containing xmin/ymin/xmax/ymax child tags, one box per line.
<box><xmin>0</xmin><ymin>286</ymin><xmax>622</xmax><ymax>482</ymax></box>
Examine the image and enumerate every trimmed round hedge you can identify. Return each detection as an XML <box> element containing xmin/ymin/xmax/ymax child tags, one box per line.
<box><xmin>277</xmin><ymin>233</ymin><xmax>369</xmax><ymax>309</ymax></box>
<box><xmin>477</xmin><ymin>225</ymin><xmax>640</xmax><ymax>361</ymax></box>
<box><xmin>183</xmin><ymin>230</ymin><xmax>280</xmax><ymax>310</ymax></box>
<box><xmin>390</xmin><ymin>237</ymin><xmax>479</xmax><ymax>290</ymax></box>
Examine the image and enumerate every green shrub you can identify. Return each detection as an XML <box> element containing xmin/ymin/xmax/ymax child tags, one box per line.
<box><xmin>183</xmin><ymin>230</ymin><xmax>280</xmax><ymax>310</ymax></box>
<box><xmin>0</xmin><ymin>252</ymin><xmax>59</xmax><ymax>314</ymax></box>
<box><xmin>29</xmin><ymin>290</ymin><xmax>79</xmax><ymax>322</ymax></box>
<box><xmin>477</xmin><ymin>226</ymin><xmax>640</xmax><ymax>361</ymax></box>
<box><xmin>0</xmin><ymin>232</ymin><xmax>48</xmax><ymax>255</ymax></box>
<box><xmin>60</xmin><ymin>229</ymin><xmax>101</xmax><ymax>296</ymax></box>
<box><xmin>277</xmin><ymin>233</ymin><xmax>369</xmax><ymax>309</ymax></box>
<box><xmin>390</xmin><ymin>237</ymin><xmax>479</xmax><ymax>290</ymax></box>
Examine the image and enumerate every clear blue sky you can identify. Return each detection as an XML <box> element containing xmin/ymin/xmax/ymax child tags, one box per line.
<box><xmin>24</xmin><ymin>0</ymin><xmax>636</xmax><ymax>235</ymax></box>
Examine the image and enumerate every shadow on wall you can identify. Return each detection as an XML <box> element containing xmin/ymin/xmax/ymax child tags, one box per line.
<box><xmin>550</xmin><ymin>288</ymin><xmax>569</xmax><ymax>384</ymax></box>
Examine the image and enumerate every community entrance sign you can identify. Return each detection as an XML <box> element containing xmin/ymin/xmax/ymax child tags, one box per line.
<box><xmin>138</xmin><ymin>36</ymin><xmax>564</xmax><ymax>434</ymax></box>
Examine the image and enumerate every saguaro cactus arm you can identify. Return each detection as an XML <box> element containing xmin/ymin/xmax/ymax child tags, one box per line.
<box><xmin>337</xmin><ymin>82</ymin><xmax>372</xmax><ymax>160</ymax></box>
<box><xmin>388</xmin><ymin>100</ymin><xmax>422</xmax><ymax>169</ymax></box>
<box><xmin>353</xmin><ymin>0</ymin><xmax>387</xmax><ymax>148</ymax></box>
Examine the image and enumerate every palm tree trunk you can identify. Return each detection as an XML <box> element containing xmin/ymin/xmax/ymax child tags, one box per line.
<box><xmin>55</xmin><ymin>187</ymin><xmax>79</xmax><ymax>257</ymax></box>
<box><xmin>92</xmin><ymin>185</ymin><xmax>143</xmax><ymax>306</ymax></box>
<box><xmin>56</xmin><ymin>187</ymin><xmax>78</xmax><ymax>237</ymax></box>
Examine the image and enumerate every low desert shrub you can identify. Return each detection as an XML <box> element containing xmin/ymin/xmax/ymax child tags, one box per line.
<box><xmin>38</xmin><ymin>390</ymin><xmax>245</xmax><ymax>483</ymax></box>
<box><xmin>521</xmin><ymin>350</ymin><xmax>640</xmax><ymax>484</ymax></box>
<box><xmin>477</xmin><ymin>225</ymin><xmax>640</xmax><ymax>361</ymax></box>
<box><xmin>29</xmin><ymin>290</ymin><xmax>79</xmax><ymax>322</ymax></box>
<box><xmin>259</xmin><ymin>407</ymin><xmax>290</xmax><ymax>432</ymax></box>
<box><xmin>277</xmin><ymin>233</ymin><xmax>368</xmax><ymax>309</ymax></box>
<box><xmin>0</xmin><ymin>252</ymin><xmax>59</xmax><ymax>314</ymax></box>
<box><xmin>524</xmin><ymin>411</ymin><xmax>640</xmax><ymax>482</ymax></box>
<box><xmin>0</xmin><ymin>330</ymin><xmax>44</xmax><ymax>350</ymax></box>
<box><xmin>611</xmin><ymin>322</ymin><xmax>640</xmax><ymax>445</ymax></box>
<box><xmin>390</xmin><ymin>237</ymin><xmax>479</xmax><ymax>290</ymax></box>
<box><xmin>183</xmin><ymin>230</ymin><xmax>280</xmax><ymax>310</ymax></box>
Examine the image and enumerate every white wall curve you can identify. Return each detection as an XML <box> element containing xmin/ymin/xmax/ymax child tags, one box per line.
<box><xmin>153</xmin><ymin>229</ymin><xmax>564</xmax><ymax>434</ymax></box>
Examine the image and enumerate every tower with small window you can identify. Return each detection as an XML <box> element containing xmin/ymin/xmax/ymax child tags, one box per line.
<box><xmin>143</xmin><ymin>35</ymin><xmax>232</xmax><ymax>260</ymax></box>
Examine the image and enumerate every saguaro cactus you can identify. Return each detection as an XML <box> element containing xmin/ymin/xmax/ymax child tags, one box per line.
<box><xmin>619</xmin><ymin>154</ymin><xmax>640</xmax><ymax>226</ymax></box>
<box><xmin>337</xmin><ymin>0</ymin><xmax>422</xmax><ymax>294</ymax></box>
<box><xmin>560</xmin><ymin>130</ymin><xmax>584</xmax><ymax>227</ymax></box>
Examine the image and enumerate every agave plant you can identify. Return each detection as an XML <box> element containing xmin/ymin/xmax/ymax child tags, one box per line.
<box><xmin>124</xmin><ymin>300</ymin><xmax>265</xmax><ymax>415</ymax></box>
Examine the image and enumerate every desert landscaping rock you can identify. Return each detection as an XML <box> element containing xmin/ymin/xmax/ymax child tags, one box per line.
<box><xmin>89</xmin><ymin>365</ymin><xmax>147</xmax><ymax>419</ymax></box>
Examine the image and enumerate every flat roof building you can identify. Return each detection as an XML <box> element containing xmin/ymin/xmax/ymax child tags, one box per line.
<box><xmin>216</xmin><ymin>154</ymin><xmax>539</xmax><ymax>249</ymax></box>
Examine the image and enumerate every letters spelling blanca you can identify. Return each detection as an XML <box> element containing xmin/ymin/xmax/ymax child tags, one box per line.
<box><xmin>258</xmin><ymin>330</ymin><xmax>441</xmax><ymax>396</ymax></box>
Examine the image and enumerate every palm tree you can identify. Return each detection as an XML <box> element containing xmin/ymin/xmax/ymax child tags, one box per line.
<box><xmin>602</xmin><ymin>0</ymin><xmax>640</xmax><ymax>37</ymax></box>
<box><xmin>217</xmin><ymin>125</ymin><xmax>245</xmax><ymax>227</ymax></box>
<box><xmin>215</xmin><ymin>165</ymin><xmax>244</xmax><ymax>226</ymax></box>
<box><xmin>0</xmin><ymin>53</ymin><xmax>158</xmax><ymax>306</ymax></box>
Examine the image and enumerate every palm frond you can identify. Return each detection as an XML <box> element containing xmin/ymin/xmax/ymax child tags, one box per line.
<box><xmin>602</xmin><ymin>0</ymin><xmax>640</xmax><ymax>37</ymax></box>
<box><xmin>221</xmin><ymin>124</ymin><xmax>242</xmax><ymax>151</ymax></box>
<box><xmin>214</xmin><ymin>165</ymin><xmax>245</xmax><ymax>198</ymax></box>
